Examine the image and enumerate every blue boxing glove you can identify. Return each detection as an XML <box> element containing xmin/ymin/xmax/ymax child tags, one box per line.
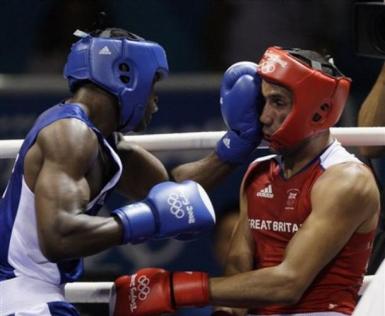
<box><xmin>216</xmin><ymin>61</ymin><xmax>263</xmax><ymax>164</ymax></box>
<box><xmin>112</xmin><ymin>180</ymin><xmax>216</xmax><ymax>244</ymax></box>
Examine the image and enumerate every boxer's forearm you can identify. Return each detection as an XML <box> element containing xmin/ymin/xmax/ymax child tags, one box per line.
<box><xmin>39</xmin><ymin>213</ymin><xmax>122</xmax><ymax>262</ymax></box>
<box><xmin>209</xmin><ymin>266</ymin><xmax>302</xmax><ymax>307</ymax></box>
<box><xmin>171</xmin><ymin>152</ymin><xmax>235</xmax><ymax>191</ymax></box>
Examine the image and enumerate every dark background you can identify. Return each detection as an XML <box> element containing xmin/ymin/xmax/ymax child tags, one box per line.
<box><xmin>0</xmin><ymin>1</ymin><xmax>384</xmax><ymax>315</ymax></box>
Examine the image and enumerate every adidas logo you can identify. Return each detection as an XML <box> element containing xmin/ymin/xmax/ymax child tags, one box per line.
<box><xmin>99</xmin><ymin>46</ymin><xmax>112</xmax><ymax>55</ymax></box>
<box><xmin>328</xmin><ymin>303</ymin><xmax>338</xmax><ymax>310</ymax></box>
<box><xmin>223</xmin><ymin>136</ymin><xmax>231</xmax><ymax>149</ymax></box>
<box><xmin>256</xmin><ymin>184</ymin><xmax>274</xmax><ymax>198</ymax></box>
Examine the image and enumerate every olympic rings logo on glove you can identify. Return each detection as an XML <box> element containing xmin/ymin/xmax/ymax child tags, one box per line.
<box><xmin>167</xmin><ymin>191</ymin><xmax>191</xmax><ymax>219</ymax></box>
<box><xmin>137</xmin><ymin>275</ymin><xmax>151</xmax><ymax>301</ymax></box>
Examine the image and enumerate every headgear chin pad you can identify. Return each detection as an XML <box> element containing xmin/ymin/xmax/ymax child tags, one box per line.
<box><xmin>257</xmin><ymin>46</ymin><xmax>351</xmax><ymax>151</ymax></box>
<box><xmin>63</xmin><ymin>29</ymin><xmax>169</xmax><ymax>133</ymax></box>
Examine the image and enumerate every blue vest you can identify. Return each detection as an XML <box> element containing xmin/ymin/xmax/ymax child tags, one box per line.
<box><xmin>0</xmin><ymin>103</ymin><xmax>122</xmax><ymax>284</ymax></box>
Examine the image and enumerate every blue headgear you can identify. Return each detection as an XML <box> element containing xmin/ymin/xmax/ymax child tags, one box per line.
<box><xmin>63</xmin><ymin>29</ymin><xmax>169</xmax><ymax>133</ymax></box>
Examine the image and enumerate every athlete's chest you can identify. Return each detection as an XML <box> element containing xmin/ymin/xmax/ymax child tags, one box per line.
<box><xmin>246</xmin><ymin>161</ymin><xmax>323</xmax><ymax>235</ymax></box>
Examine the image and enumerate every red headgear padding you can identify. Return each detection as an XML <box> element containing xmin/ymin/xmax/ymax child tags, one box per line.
<box><xmin>257</xmin><ymin>47</ymin><xmax>351</xmax><ymax>151</ymax></box>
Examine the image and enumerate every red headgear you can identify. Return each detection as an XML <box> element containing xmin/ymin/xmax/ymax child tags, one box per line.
<box><xmin>257</xmin><ymin>46</ymin><xmax>351</xmax><ymax>151</ymax></box>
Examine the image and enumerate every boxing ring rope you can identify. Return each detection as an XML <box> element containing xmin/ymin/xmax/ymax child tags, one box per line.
<box><xmin>0</xmin><ymin>127</ymin><xmax>384</xmax><ymax>158</ymax></box>
<box><xmin>0</xmin><ymin>127</ymin><xmax>382</xmax><ymax>303</ymax></box>
<box><xmin>63</xmin><ymin>275</ymin><xmax>375</xmax><ymax>303</ymax></box>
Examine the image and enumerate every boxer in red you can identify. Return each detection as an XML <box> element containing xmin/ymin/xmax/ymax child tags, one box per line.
<box><xmin>110</xmin><ymin>47</ymin><xmax>380</xmax><ymax>316</ymax></box>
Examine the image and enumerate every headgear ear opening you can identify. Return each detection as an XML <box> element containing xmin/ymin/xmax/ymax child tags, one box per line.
<box><xmin>312</xmin><ymin>103</ymin><xmax>330</xmax><ymax>124</ymax></box>
<box><xmin>63</xmin><ymin>28</ymin><xmax>169</xmax><ymax>133</ymax></box>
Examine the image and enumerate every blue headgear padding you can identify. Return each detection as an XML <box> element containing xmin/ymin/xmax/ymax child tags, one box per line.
<box><xmin>63</xmin><ymin>31</ymin><xmax>169</xmax><ymax>132</ymax></box>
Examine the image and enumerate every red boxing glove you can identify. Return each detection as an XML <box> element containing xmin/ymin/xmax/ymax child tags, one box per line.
<box><xmin>111</xmin><ymin>268</ymin><xmax>209</xmax><ymax>316</ymax></box>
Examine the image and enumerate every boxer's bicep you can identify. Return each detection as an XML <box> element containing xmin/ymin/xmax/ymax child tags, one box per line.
<box><xmin>32</xmin><ymin>120</ymin><xmax>98</xmax><ymax>260</ymax></box>
<box><xmin>279</xmin><ymin>163</ymin><xmax>380</xmax><ymax>294</ymax></box>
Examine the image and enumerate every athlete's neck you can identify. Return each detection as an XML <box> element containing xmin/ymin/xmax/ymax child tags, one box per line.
<box><xmin>280</xmin><ymin>131</ymin><xmax>333</xmax><ymax>178</ymax></box>
<box><xmin>67</xmin><ymin>84</ymin><xmax>119</xmax><ymax>137</ymax></box>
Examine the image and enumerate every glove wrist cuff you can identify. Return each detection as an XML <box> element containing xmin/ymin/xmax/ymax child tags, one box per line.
<box><xmin>112</xmin><ymin>202</ymin><xmax>156</xmax><ymax>244</ymax></box>
<box><xmin>216</xmin><ymin>130</ymin><xmax>259</xmax><ymax>164</ymax></box>
<box><xmin>172</xmin><ymin>271</ymin><xmax>209</xmax><ymax>307</ymax></box>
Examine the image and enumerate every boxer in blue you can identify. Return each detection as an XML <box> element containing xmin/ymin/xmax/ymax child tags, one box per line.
<box><xmin>0</xmin><ymin>27</ymin><xmax>261</xmax><ymax>315</ymax></box>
